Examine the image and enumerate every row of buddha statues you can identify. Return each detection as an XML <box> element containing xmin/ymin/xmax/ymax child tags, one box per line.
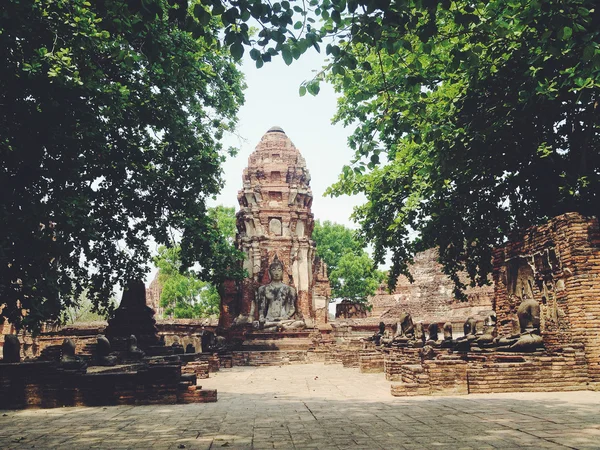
<box><xmin>0</xmin><ymin>332</ymin><xmax>205</xmax><ymax>368</ymax></box>
<box><xmin>369</xmin><ymin>296</ymin><xmax>544</xmax><ymax>353</ymax></box>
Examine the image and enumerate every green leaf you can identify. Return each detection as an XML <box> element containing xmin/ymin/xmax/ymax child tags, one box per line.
<box><xmin>281</xmin><ymin>47</ymin><xmax>293</xmax><ymax>65</ymax></box>
<box><xmin>299</xmin><ymin>85</ymin><xmax>307</xmax><ymax>96</ymax></box>
<box><xmin>307</xmin><ymin>81</ymin><xmax>320</xmax><ymax>95</ymax></box>
<box><xmin>558</xmin><ymin>26</ymin><xmax>572</xmax><ymax>40</ymax></box>
<box><xmin>249</xmin><ymin>48</ymin><xmax>261</xmax><ymax>61</ymax></box>
<box><xmin>230</xmin><ymin>42</ymin><xmax>244</xmax><ymax>60</ymax></box>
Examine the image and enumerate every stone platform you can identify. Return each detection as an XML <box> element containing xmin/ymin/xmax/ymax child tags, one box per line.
<box><xmin>232</xmin><ymin>350</ymin><xmax>309</xmax><ymax>366</ymax></box>
<box><xmin>2</xmin><ymin>363</ymin><xmax>600</xmax><ymax>449</ymax></box>
<box><xmin>0</xmin><ymin>358</ymin><xmax>216</xmax><ymax>409</ymax></box>
<box><xmin>238</xmin><ymin>329</ymin><xmax>316</xmax><ymax>351</ymax></box>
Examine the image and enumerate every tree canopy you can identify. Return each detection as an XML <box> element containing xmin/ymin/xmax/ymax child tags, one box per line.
<box><xmin>319</xmin><ymin>0</ymin><xmax>600</xmax><ymax>296</ymax></box>
<box><xmin>152</xmin><ymin>206</ymin><xmax>238</xmax><ymax>319</ymax></box>
<box><xmin>312</xmin><ymin>220</ymin><xmax>384</xmax><ymax>303</ymax></box>
<box><xmin>154</xmin><ymin>245</ymin><xmax>221</xmax><ymax>318</ymax></box>
<box><xmin>5</xmin><ymin>0</ymin><xmax>599</xmax><ymax>330</ymax></box>
<box><xmin>1</xmin><ymin>0</ymin><xmax>244</xmax><ymax>331</ymax></box>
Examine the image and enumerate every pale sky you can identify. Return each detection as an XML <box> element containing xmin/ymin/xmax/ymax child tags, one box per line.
<box><xmin>212</xmin><ymin>49</ymin><xmax>365</xmax><ymax>228</ymax></box>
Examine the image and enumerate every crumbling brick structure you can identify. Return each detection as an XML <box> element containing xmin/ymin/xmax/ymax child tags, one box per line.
<box><xmin>329</xmin><ymin>213</ymin><xmax>600</xmax><ymax>397</ymax></box>
<box><xmin>369</xmin><ymin>248</ymin><xmax>494</xmax><ymax>327</ymax></box>
<box><xmin>493</xmin><ymin>212</ymin><xmax>600</xmax><ymax>385</ymax></box>
<box><xmin>146</xmin><ymin>274</ymin><xmax>164</xmax><ymax>318</ymax></box>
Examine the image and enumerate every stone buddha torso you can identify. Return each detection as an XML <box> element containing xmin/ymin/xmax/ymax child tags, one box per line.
<box><xmin>256</xmin><ymin>259</ymin><xmax>304</xmax><ymax>330</ymax></box>
<box><xmin>258</xmin><ymin>281</ymin><xmax>296</xmax><ymax>321</ymax></box>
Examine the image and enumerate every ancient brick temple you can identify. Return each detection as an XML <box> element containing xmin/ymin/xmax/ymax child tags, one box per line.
<box><xmin>493</xmin><ymin>212</ymin><xmax>600</xmax><ymax>385</ymax></box>
<box><xmin>219</xmin><ymin>127</ymin><xmax>331</xmax><ymax>330</ymax></box>
<box><xmin>368</xmin><ymin>248</ymin><xmax>495</xmax><ymax>328</ymax></box>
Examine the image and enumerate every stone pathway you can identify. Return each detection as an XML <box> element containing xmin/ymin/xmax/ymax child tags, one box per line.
<box><xmin>1</xmin><ymin>363</ymin><xmax>600</xmax><ymax>449</ymax></box>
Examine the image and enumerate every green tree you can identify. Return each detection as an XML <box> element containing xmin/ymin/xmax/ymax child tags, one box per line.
<box><xmin>319</xmin><ymin>0</ymin><xmax>600</xmax><ymax>297</ymax></box>
<box><xmin>1</xmin><ymin>0</ymin><xmax>245</xmax><ymax>331</ymax></box>
<box><xmin>64</xmin><ymin>292</ymin><xmax>117</xmax><ymax>325</ymax></box>
<box><xmin>140</xmin><ymin>0</ymin><xmax>600</xmax><ymax>298</ymax></box>
<box><xmin>312</xmin><ymin>220</ymin><xmax>364</xmax><ymax>273</ymax></box>
<box><xmin>313</xmin><ymin>220</ymin><xmax>384</xmax><ymax>303</ymax></box>
<box><xmin>153</xmin><ymin>205</ymin><xmax>237</xmax><ymax>318</ymax></box>
<box><xmin>208</xmin><ymin>205</ymin><xmax>238</xmax><ymax>244</ymax></box>
<box><xmin>330</xmin><ymin>252</ymin><xmax>385</xmax><ymax>303</ymax></box>
<box><xmin>154</xmin><ymin>246</ymin><xmax>221</xmax><ymax>318</ymax></box>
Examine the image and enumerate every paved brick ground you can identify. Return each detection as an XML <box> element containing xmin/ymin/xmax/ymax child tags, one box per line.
<box><xmin>1</xmin><ymin>363</ymin><xmax>600</xmax><ymax>449</ymax></box>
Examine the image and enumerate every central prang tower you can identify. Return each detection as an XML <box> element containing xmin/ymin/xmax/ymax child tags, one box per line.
<box><xmin>219</xmin><ymin>126</ymin><xmax>330</xmax><ymax>330</ymax></box>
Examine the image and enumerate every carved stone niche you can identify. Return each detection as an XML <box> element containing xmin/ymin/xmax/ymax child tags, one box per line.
<box><xmin>507</xmin><ymin>257</ymin><xmax>535</xmax><ymax>304</ymax></box>
<box><xmin>269</xmin><ymin>191</ymin><xmax>283</xmax><ymax>202</ymax></box>
<box><xmin>505</xmin><ymin>249</ymin><xmax>563</xmax><ymax>332</ymax></box>
<box><xmin>271</xmin><ymin>171</ymin><xmax>281</xmax><ymax>182</ymax></box>
<box><xmin>269</xmin><ymin>217</ymin><xmax>282</xmax><ymax>236</ymax></box>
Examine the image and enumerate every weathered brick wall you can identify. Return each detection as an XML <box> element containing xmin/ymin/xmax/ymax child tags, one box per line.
<box><xmin>231</xmin><ymin>350</ymin><xmax>308</xmax><ymax>366</ymax></box>
<box><xmin>359</xmin><ymin>352</ymin><xmax>384</xmax><ymax>373</ymax></box>
<box><xmin>390</xmin><ymin>347</ymin><xmax>590</xmax><ymax>397</ymax></box>
<box><xmin>0</xmin><ymin>322</ymin><xmax>47</xmax><ymax>359</ymax></box>
<box><xmin>384</xmin><ymin>348</ymin><xmax>422</xmax><ymax>381</ymax></box>
<box><xmin>336</xmin><ymin>301</ymin><xmax>368</xmax><ymax>319</ymax></box>
<box><xmin>493</xmin><ymin>213</ymin><xmax>600</xmax><ymax>383</ymax></box>
<box><xmin>6</xmin><ymin>320</ymin><xmax>218</xmax><ymax>359</ymax></box>
<box><xmin>468</xmin><ymin>348</ymin><xmax>589</xmax><ymax>393</ymax></box>
<box><xmin>369</xmin><ymin>248</ymin><xmax>494</xmax><ymax>327</ymax></box>
<box><xmin>156</xmin><ymin>319</ymin><xmax>217</xmax><ymax>352</ymax></box>
<box><xmin>181</xmin><ymin>360</ymin><xmax>210</xmax><ymax>379</ymax></box>
<box><xmin>146</xmin><ymin>274</ymin><xmax>164</xmax><ymax>318</ymax></box>
<box><xmin>0</xmin><ymin>361</ymin><xmax>217</xmax><ymax>409</ymax></box>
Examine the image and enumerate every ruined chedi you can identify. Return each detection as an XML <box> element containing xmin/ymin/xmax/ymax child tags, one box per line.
<box><xmin>219</xmin><ymin>126</ymin><xmax>331</xmax><ymax>329</ymax></box>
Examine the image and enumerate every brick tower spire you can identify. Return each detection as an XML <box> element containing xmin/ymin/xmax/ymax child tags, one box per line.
<box><xmin>219</xmin><ymin>127</ymin><xmax>330</xmax><ymax>329</ymax></box>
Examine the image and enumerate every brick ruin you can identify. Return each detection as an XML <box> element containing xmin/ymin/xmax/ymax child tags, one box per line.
<box><xmin>334</xmin><ymin>248</ymin><xmax>495</xmax><ymax>336</ymax></box>
<box><xmin>0</xmin><ymin>283</ymin><xmax>219</xmax><ymax>409</ymax></box>
<box><xmin>3</xmin><ymin>142</ymin><xmax>600</xmax><ymax>404</ymax></box>
<box><xmin>5</xmin><ymin>210</ymin><xmax>600</xmax><ymax>399</ymax></box>
<box><xmin>146</xmin><ymin>274</ymin><xmax>164</xmax><ymax>318</ymax></box>
<box><xmin>371</xmin><ymin>248</ymin><xmax>494</xmax><ymax>325</ymax></box>
<box><xmin>325</xmin><ymin>213</ymin><xmax>600</xmax><ymax>396</ymax></box>
<box><xmin>493</xmin><ymin>212</ymin><xmax>600</xmax><ymax>385</ymax></box>
<box><xmin>219</xmin><ymin>126</ymin><xmax>331</xmax><ymax>334</ymax></box>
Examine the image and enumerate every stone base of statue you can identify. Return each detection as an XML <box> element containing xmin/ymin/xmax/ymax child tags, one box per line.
<box><xmin>228</xmin><ymin>326</ymin><xmax>320</xmax><ymax>366</ymax></box>
<box><xmin>221</xmin><ymin>323</ymin><xmax>317</xmax><ymax>352</ymax></box>
<box><xmin>253</xmin><ymin>318</ymin><xmax>306</xmax><ymax>332</ymax></box>
<box><xmin>241</xmin><ymin>329</ymin><xmax>316</xmax><ymax>351</ymax></box>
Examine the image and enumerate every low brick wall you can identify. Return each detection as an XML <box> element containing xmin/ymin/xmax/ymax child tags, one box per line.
<box><xmin>359</xmin><ymin>352</ymin><xmax>384</xmax><ymax>373</ymax></box>
<box><xmin>307</xmin><ymin>347</ymin><xmax>330</xmax><ymax>362</ymax></box>
<box><xmin>390</xmin><ymin>347</ymin><xmax>592</xmax><ymax>397</ymax></box>
<box><xmin>468</xmin><ymin>348</ymin><xmax>589</xmax><ymax>393</ymax></box>
<box><xmin>232</xmin><ymin>350</ymin><xmax>308</xmax><ymax>366</ymax></box>
<box><xmin>181</xmin><ymin>360</ymin><xmax>210</xmax><ymax>379</ymax></box>
<box><xmin>0</xmin><ymin>361</ymin><xmax>217</xmax><ymax>409</ymax></box>
<box><xmin>384</xmin><ymin>348</ymin><xmax>421</xmax><ymax>381</ymax></box>
<box><xmin>341</xmin><ymin>351</ymin><xmax>360</xmax><ymax>368</ymax></box>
